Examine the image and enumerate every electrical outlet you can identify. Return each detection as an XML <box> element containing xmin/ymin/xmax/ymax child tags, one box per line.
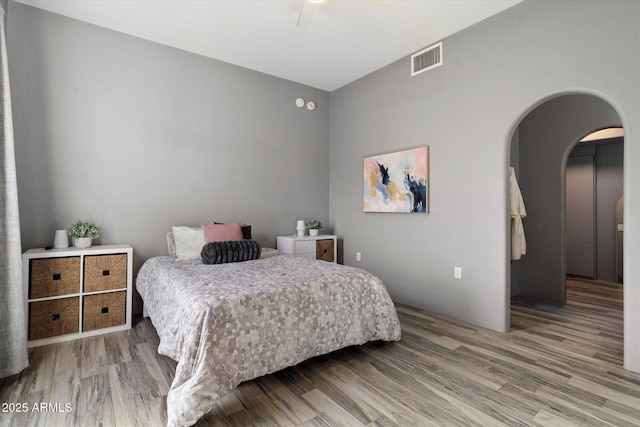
<box><xmin>454</xmin><ymin>266</ymin><xmax>462</xmax><ymax>279</ymax></box>
<box><xmin>356</xmin><ymin>252</ymin><xmax>361</xmax><ymax>262</ymax></box>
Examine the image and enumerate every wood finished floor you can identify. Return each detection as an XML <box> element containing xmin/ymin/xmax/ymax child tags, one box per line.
<box><xmin>2</xmin><ymin>279</ymin><xmax>638</xmax><ymax>426</ymax></box>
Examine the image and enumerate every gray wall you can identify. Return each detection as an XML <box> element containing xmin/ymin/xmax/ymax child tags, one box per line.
<box><xmin>7</xmin><ymin>2</ymin><xmax>330</xmax><ymax>266</ymax></box>
<box><xmin>329</xmin><ymin>0</ymin><xmax>640</xmax><ymax>372</ymax></box>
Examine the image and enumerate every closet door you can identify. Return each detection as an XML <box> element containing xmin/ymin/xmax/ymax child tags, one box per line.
<box><xmin>615</xmin><ymin>196</ymin><xmax>623</xmax><ymax>283</ymax></box>
<box><xmin>566</xmin><ymin>155</ymin><xmax>595</xmax><ymax>278</ymax></box>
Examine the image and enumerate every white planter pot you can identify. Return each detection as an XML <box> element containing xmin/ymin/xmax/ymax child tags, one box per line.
<box><xmin>309</xmin><ymin>229</ymin><xmax>319</xmax><ymax>236</ymax></box>
<box><xmin>73</xmin><ymin>237</ymin><xmax>92</xmax><ymax>249</ymax></box>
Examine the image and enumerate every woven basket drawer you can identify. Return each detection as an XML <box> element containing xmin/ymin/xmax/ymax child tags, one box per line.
<box><xmin>316</xmin><ymin>239</ymin><xmax>334</xmax><ymax>262</ymax></box>
<box><xmin>83</xmin><ymin>291</ymin><xmax>126</xmax><ymax>332</ymax></box>
<box><xmin>30</xmin><ymin>257</ymin><xmax>81</xmax><ymax>299</ymax></box>
<box><xmin>29</xmin><ymin>297</ymin><xmax>79</xmax><ymax>340</ymax></box>
<box><xmin>84</xmin><ymin>254</ymin><xmax>127</xmax><ymax>292</ymax></box>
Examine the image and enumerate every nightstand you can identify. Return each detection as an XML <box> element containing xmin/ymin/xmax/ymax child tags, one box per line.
<box><xmin>276</xmin><ymin>234</ymin><xmax>337</xmax><ymax>263</ymax></box>
<box><xmin>22</xmin><ymin>244</ymin><xmax>133</xmax><ymax>347</ymax></box>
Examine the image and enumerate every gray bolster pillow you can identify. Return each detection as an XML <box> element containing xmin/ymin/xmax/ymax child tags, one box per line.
<box><xmin>201</xmin><ymin>239</ymin><xmax>262</xmax><ymax>264</ymax></box>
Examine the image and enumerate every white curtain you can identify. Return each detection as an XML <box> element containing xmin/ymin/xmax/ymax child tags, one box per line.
<box><xmin>0</xmin><ymin>4</ymin><xmax>28</xmax><ymax>378</ymax></box>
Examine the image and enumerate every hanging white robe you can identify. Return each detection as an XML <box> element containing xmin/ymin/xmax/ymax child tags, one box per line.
<box><xmin>510</xmin><ymin>167</ymin><xmax>527</xmax><ymax>260</ymax></box>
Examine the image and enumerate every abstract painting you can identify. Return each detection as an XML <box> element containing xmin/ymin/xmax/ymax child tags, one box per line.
<box><xmin>363</xmin><ymin>146</ymin><xmax>429</xmax><ymax>213</ymax></box>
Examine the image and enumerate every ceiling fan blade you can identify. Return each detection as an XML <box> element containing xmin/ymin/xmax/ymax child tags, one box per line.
<box><xmin>297</xmin><ymin>0</ymin><xmax>316</xmax><ymax>26</ymax></box>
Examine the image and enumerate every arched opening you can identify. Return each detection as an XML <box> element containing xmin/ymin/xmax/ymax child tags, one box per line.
<box><xmin>508</xmin><ymin>93</ymin><xmax>625</xmax><ymax>363</ymax></box>
<box><xmin>566</xmin><ymin>127</ymin><xmax>624</xmax><ymax>283</ymax></box>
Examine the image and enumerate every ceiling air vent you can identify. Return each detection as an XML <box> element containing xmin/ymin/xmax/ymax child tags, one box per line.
<box><xmin>411</xmin><ymin>41</ymin><xmax>442</xmax><ymax>76</ymax></box>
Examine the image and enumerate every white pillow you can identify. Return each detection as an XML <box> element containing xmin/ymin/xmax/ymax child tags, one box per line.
<box><xmin>167</xmin><ymin>232</ymin><xmax>176</xmax><ymax>256</ymax></box>
<box><xmin>171</xmin><ymin>226</ymin><xmax>205</xmax><ymax>260</ymax></box>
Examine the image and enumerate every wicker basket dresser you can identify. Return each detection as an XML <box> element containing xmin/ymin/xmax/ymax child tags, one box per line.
<box><xmin>276</xmin><ymin>234</ymin><xmax>337</xmax><ymax>263</ymax></box>
<box><xmin>22</xmin><ymin>244</ymin><xmax>133</xmax><ymax>347</ymax></box>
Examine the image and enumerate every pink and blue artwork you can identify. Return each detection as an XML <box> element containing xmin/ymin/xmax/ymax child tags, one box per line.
<box><xmin>363</xmin><ymin>146</ymin><xmax>429</xmax><ymax>213</ymax></box>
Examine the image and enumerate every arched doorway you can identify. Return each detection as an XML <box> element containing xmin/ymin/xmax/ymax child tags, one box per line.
<box><xmin>509</xmin><ymin>93</ymin><xmax>623</xmax><ymax>302</ymax></box>
<box><xmin>508</xmin><ymin>93</ymin><xmax>625</xmax><ymax>361</ymax></box>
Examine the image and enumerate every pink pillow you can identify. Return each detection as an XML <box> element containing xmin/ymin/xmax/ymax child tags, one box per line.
<box><xmin>201</xmin><ymin>222</ymin><xmax>243</xmax><ymax>242</ymax></box>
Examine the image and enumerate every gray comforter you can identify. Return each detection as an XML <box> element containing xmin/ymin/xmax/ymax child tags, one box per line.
<box><xmin>136</xmin><ymin>248</ymin><xmax>401</xmax><ymax>427</ymax></box>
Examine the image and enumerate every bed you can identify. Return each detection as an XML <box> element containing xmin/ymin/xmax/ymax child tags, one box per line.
<box><xmin>137</xmin><ymin>245</ymin><xmax>401</xmax><ymax>427</ymax></box>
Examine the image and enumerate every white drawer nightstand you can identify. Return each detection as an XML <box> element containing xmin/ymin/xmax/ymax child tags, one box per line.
<box><xmin>276</xmin><ymin>234</ymin><xmax>337</xmax><ymax>263</ymax></box>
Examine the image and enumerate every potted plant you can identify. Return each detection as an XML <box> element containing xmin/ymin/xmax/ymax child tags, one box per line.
<box><xmin>305</xmin><ymin>219</ymin><xmax>322</xmax><ymax>237</ymax></box>
<box><xmin>68</xmin><ymin>220</ymin><xmax>102</xmax><ymax>249</ymax></box>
